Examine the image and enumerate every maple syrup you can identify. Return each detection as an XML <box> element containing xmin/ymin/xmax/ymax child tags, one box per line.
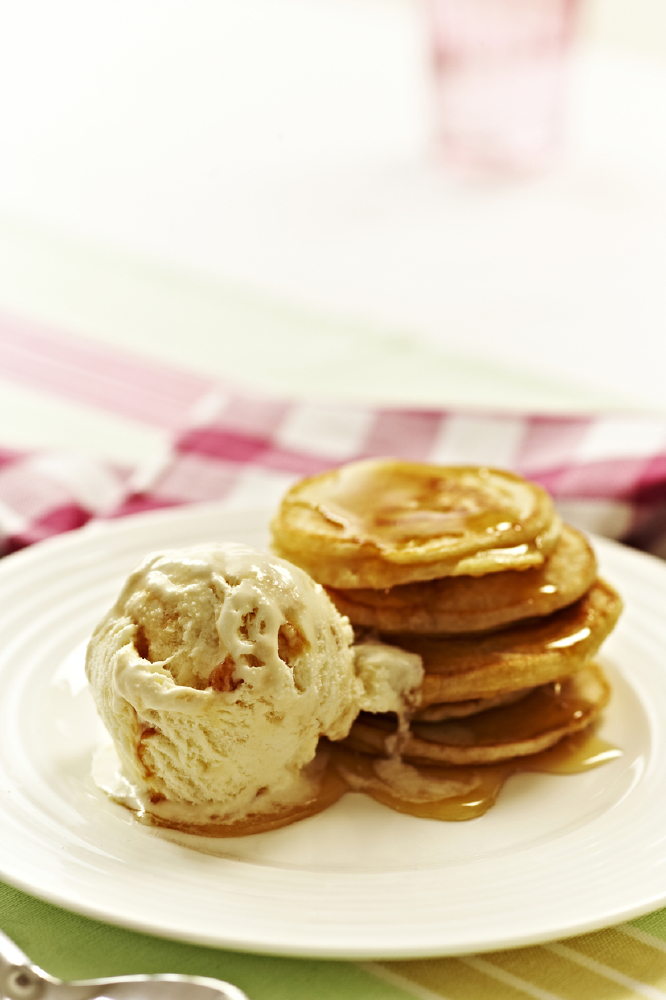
<box><xmin>115</xmin><ymin>703</ymin><xmax>619</xmax><ymax>838</ymax></box>
<box><xmin>100</xmin><ymin>654</ymin><xmax>619</xmax><ymax>837</ymax></box>
<box><xmin>411</xmin><ymin>671</ymin><xmax>605</xmax><ymax>746</ymax></box>
<box><xmin>394</xmin><ymin>597</ymin><xmax>597</xmax><ymax>678</ymax></box>
<box><xmin>126</xmin><ymin>724</ymin><xmax>620</xmax><ymax>836</ymax></box>
<box><xmin>330</xmin><ymin>729</ymin><xmax>621</xmax><ymax>823</ymax></box>
<box><xmin>142</xmin><ymin>762</ymin><xmax>349</xmax><ymax>838</ymax></box>
<box><xmin>309</xmin><ymin>462</ymin><xmax>524</xmax><ymax>547</ymax></box>
<box><xmin>327</xmin><ymin>666</ymin><xmax>619</xmax><ymax>822</ymax></box>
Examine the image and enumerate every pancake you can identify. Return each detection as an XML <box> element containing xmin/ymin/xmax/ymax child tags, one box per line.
<box><xmin>343</xmin><ymin>663</ymin><xmax>610</xmax><ymax>765</ymax></box>
<box><xmin>412</xmin><ymin>687</ymin><xmax>533</xmax><ymax>722</ymax></box>
<box><xmin>271</xmin><ymin>459</ymin><xmax>560</xmax><ymax>589</ymax></box>
<box><xmin>272</xmin><ymin>459</ymin><xmax>621</xmax><ymax>806</ymax></box>
<box><xmin>327</xmin><ymin>524</ymin><xmax>597</xmax><ymax>634</ymax></box>
<box><xmin>391</xmin><ymin>577</ymin><xmax>622</xmax><ymax>706</ymax></box>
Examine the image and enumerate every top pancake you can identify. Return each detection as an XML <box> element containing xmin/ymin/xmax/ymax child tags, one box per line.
<box><xmin>326</xmin><ymin>523</ymin><xmax>597</xmax><ymax>634</ymax></box>
<box><xmin>271</xmin><ymin>459</ymin><xmax>559</xmax><ymax>589</ymax></box>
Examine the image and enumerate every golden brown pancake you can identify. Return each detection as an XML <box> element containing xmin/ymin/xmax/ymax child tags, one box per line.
<box><xmin>343</xmin><ymin>664</ymin><xmax>610</xmax><ymax>765</ymax></box>
<box><xmin>271</xmin><ymin>459</ymin><xmax>560</xmax><ymax>589</ymax></box>
<box><xmin>327</xmin><ymin>524</ymin><xmax>597</xmax><ymax>634</ymax></box>
<box><xmin>391</xmin><ymin>578</ymin><xmax>622</xmax><ymax>707</ymax></box>
<box><xmin>412</xmin><ymin>687</ymin><xmax>534</xmax><ymax>722</ymax></box>
<box><xmin>273</xmin><ymin>459</ymin><xmax>621</xmax><ymax>798</ymax></box>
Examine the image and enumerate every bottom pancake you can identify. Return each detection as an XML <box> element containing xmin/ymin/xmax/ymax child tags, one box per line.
<box><xmin>331</xmin><ymin>719</ymin><xmax>621</xmax><ymax>822</ymax></box>
<box><xmin>343</xmin><ymin>663</ymin><xmax>610</xmax><ymax>765</ymax></box>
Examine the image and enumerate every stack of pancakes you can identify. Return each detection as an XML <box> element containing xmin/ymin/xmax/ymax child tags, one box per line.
<box><xmin>271</xmin><ymin>459</ymin><xmax>622</xmax><ymax>769</ymax></box>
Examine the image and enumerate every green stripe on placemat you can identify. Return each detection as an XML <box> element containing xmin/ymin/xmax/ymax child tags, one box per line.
<box><xmin>0</xmin><ymin>882</ymin><xmax>415</xmax><ymax>1000</ymax></box>
<box><xmin>632</xmin><ymin>909</ymin><xmax>666</xmax><ymax>942</ymax></box>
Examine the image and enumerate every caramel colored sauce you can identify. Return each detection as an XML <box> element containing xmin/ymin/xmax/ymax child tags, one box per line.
<box><xmin>129</xmin><ymin>725</ymin><xmax>619</xmax><ymax>838</ymax></box>
<box><xmin>329</xmin><ymin>730</ymin><xmax>621</xmax><ymax>822</ymax></box>
<box><xmin>410</xmin><ymin>675</ymin><xmax>602</xmax><ymax>747</ymax></box>
<box><xmin>393</xmin><ymin>599</ymin><xmax>598</xmax><ymax>678</ymax></box>
<box><xmin>118</xmin><ymin>669</ymin><xmax>618</xmax><ymax>839</ymax></box>
<box><xmin>310</xmin><ymin>463</ymin><xmax>520</xmax><ymax>546</ymax></box>
<box><xmin>136</xmin><ymin>764</ymin><xmax>349</xmax><ymax>838</ymax></box>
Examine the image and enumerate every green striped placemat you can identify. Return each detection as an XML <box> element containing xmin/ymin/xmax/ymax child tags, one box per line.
<box><xmin>4</xmin><ymin>881</ymin><xmax>666</xmax><ymax>1000</ymax></box>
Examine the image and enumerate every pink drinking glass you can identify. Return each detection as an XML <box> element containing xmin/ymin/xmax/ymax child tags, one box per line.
<box><xmin>428</xmin><ymin>0</ymin><xmax>580</xmax><ymax>174</ymax></box>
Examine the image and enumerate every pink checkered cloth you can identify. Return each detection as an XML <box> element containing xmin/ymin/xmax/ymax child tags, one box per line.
<box><xmin>2</xmin><ymin>382</ymin><xmax>666</xmax><ymax>560</ymax></box>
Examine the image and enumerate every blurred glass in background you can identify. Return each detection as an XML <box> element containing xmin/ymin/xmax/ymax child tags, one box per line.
<box><xmin>428</xmin><ymin>0</ymin><xmax>580</xmax><ymax>174</ymax></box>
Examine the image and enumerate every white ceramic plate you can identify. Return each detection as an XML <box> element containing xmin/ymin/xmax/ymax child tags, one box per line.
<box><xmin>0</xmin><ymin>504</ymin><xmax>663</xmax><ymax>959</ymax></box>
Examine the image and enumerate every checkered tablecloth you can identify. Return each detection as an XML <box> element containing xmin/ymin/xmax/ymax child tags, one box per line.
<box><xmin>2</xmin><ymin>310</ymin><xmax>666</xmax><ymax>1000</ymax></box>
<box><xmin>3</xmin><ymin>380</ymin><xmax>666</xmax><ymax>560</ymax></box>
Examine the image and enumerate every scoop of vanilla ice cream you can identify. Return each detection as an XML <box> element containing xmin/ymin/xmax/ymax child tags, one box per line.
<box><xmin>86</xmin><ymin>543</ymin><xmax>368</xmax><ymax>822</ymax></box>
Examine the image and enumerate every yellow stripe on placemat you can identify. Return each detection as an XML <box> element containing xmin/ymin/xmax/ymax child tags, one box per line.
<box><xmin>373</xmin><ymin>924</ymin><xmax>666</xmax><ymax>1000</ymax></box>
<box><xmin>480</xmin><ymin>943</ymin><xmax>641</xmax><ymax>998</ymax></box>
<box><xmin>549</xmin><ymin>926</ymin><xmax>666</xmax><ymax>993</ymax></box>
<box><xmin>374</xmin><ymin>956</ymin><xmax>551</xmax><ymax>999</ymax></box>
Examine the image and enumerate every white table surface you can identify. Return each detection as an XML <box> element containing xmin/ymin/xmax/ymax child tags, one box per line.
<box><xmin>0</xmin><ymin>0</ymin><xmax>665</xmax><ymax>465</ymax></box>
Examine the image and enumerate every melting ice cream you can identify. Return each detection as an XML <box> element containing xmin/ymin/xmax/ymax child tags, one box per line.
<box><xmin>86</xmin><ymin>542</ymin><xmax>422</xmax><ymax>831</ymax></box>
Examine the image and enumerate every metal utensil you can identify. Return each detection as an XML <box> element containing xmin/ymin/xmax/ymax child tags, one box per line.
<box><xmin>1</xmin><ymin>928</ymin><xmax>250</xmax><ymax>1000</ymax></box>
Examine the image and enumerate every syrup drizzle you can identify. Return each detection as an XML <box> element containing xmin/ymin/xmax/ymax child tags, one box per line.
<box><xmin>309</xmin><ymin>463</ymin><xmax>520</xmax><ymax>546</ymax></box>
<box><xmin>115</xmin><ymin>724</ymin><xmax>620</xmax><ymax>838</ymax></box>
<box><xmin>330</xmin><ymin>730</ymin><xmax>621</xmax><ymax>823</ymax></box>
<box><xmin>143</xmin><ymin>761</ymin><xmax>349</xmax><ymax>838</ymax></box>
<box><xmin>104</xmin><ymin>664</ymin><xmax>620</xmax><ymax>839</ymax></box>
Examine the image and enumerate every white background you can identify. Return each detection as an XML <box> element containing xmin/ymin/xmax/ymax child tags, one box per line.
<box><xmin>0</xmin><ymin>0</ymin><xmax>665</xmax><ymax>462</ymax></box>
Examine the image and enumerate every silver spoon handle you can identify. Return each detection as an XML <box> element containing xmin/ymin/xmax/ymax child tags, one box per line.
<box><xmin>0</xmin><ymin>927</ymin><xmax>47</xmax><ymax>1000</ymax></box>
<box><xmin>1</xmin><ymin>927</ymin><xmax>251</xmax><ymax>1000</ymax></box>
